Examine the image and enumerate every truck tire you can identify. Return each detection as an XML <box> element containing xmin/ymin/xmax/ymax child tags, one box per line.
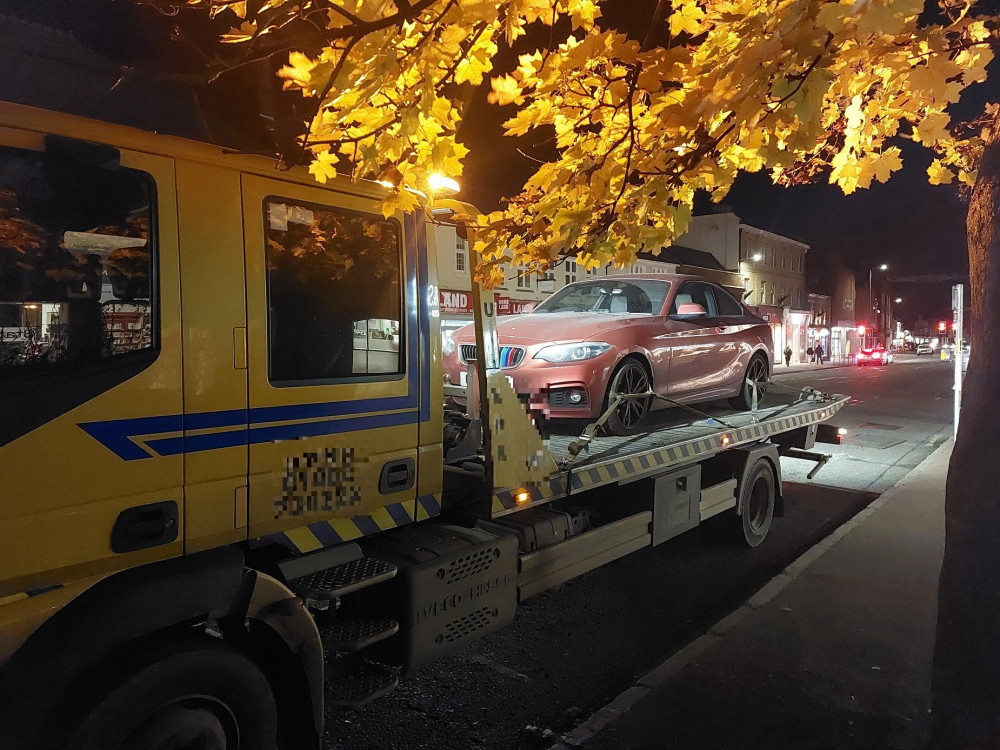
<box><xmin>604</xmin><ymin>357</ymin><xmax>653</xmax><ymax>436</ymax></box>
<box><xmin>734</xmin><ymin>458</ymin><xmax>775</xmax><ymax>548</ymax></box>
<box><xmin>63</xmin><ymin>639</ymin><xmax>278</xmax><ymax>750</ymax></box>
<box><xmin>728</xmin><ymin>353</ymin><xmax>769</xmax><ymax>412</ymax></box>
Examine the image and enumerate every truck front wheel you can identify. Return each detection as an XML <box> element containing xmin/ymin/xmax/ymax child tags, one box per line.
<box><xmin>64</xmin><ymin>639</ymin><xmax>278</xmax><ymax>750</ymax></box>
<box><xmin>735</xmin><ymin>458</ymin><xmax>776</xmax><ymax>548</ymax></box>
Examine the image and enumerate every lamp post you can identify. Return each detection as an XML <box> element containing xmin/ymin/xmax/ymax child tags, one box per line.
<box><xmin>868</xmin><ymin>263</ymin><xmax>888</xmax><ymax>346</ymax></box>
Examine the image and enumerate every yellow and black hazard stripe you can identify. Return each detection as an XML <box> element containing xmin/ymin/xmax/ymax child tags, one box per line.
<box><xmin>271</xmin><ymin>493</ymin><xmax>442</xmax><ymax>554</ymax></box>
<box><xmin>491</xmin><ymin>398</ymin><xmax>846</xmax><ymax>517</ymax></box>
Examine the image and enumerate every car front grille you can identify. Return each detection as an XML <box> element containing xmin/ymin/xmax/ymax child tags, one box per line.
<box><xmin>459</xmin><ymin>344</ymin><xmax>525</xmax><ymax>368</ymax></box>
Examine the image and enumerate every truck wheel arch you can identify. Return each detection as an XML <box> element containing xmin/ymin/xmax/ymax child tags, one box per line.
<box><xmin>0</xmin><ymin>547</ymin><xmax>322</xmax><ymax>750</ymax></box>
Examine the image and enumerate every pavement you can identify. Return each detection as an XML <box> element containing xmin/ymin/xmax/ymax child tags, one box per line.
<box><xmin>555</xmin><ymin>436</ymin><xmax>952</xmax><ymax>750</ymax></box>
<box><xmin>772</xmin><ymin>357</ymin><xmax>855</xmax><ymax>375</ymax></box>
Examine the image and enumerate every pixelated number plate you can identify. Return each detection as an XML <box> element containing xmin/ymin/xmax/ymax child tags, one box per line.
<box><xmin>459</xmin><ymin>373</ymin><xmax>514</xmax><ymax>389</ymax></box>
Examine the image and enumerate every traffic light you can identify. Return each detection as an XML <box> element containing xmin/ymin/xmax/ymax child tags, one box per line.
<box><xmin>951</xmin><ymin>321</ymin><xmax>958</xmax><ymax>331</ymax></box>
<box><xmin>857</xmin><ymin>325</ymin><xmax>866</xmax><ymax>336</ymax></box>
<box><xmin>938</xmin><ymin>321</ymin><xmax>947</xmax><ymax>332</ymax></box>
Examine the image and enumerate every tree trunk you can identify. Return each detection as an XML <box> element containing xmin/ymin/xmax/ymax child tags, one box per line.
<box><xmin>931</xmin><ymin>111</ymin><xmax>1000</xmax><ymax>748</ymax></box>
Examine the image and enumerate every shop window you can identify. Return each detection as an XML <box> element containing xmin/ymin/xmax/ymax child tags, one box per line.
<box><xmin>265</xmin><ymin>199</ymin><xmax>403</xmax><ymax>383</ymax></box>
<box><xmin>0</xmin><ymin>146</ymin><xmax>155</xmax><ymax>381</ymax></box>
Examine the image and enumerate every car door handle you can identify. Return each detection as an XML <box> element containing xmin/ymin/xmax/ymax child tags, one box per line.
<box><xmin>716</xmin><ymin>324</ymin><xmax>728</xmax><ymax>331</ymax></box>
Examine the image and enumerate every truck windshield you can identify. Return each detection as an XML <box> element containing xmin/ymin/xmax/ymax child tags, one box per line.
<box><xmin>533</xmin><ymin>279</ymin><xmax>670</xmax><ymax>315</ymax></box>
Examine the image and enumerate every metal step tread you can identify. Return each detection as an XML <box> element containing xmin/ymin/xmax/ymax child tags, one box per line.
<box><xmin>289</xmin><ymin>557</ymin><xmax>397</xmax><ymax>600</ymax></box>
<box><xmin>321</xmin><ymin>618</ymin><xmax>399</xmax><ymax>653</ymax></box>
<box><xmin>327</xmin><ymin>661</ymin><xmax>399</xmax><ymax>708</ymax></box>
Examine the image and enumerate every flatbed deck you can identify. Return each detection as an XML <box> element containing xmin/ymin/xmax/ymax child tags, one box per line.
<box><xmin>491</xmin><ymin>390</ymin><xmax>849</xmax><ymax>516</ymax></box>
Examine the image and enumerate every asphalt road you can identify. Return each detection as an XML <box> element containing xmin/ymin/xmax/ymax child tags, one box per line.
<box><xmin>772</xmin><ymin>354</ymin><xmax>954</xmax><ymax>493</ymax></box>
<box><xmin>322</xmin><ymin>356</ymin><xmax>954</xmax><ymax>750</ymax></box>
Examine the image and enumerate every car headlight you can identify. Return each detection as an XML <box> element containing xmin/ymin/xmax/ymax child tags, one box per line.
<box><xmin>442</xmin><ymin>330</ymin><xmax>456</xmax><ymax>356</ymax></box>
<box><xmin>534</xmin><ymin>342</ymin><xmax>612</xmax><ymax>363</ymax></box>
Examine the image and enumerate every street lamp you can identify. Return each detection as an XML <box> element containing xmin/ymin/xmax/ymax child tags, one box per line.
<box><xmin>868</xmin><ymin>263</ymin><xmax>888</xmax><ymax>345</ymax></box>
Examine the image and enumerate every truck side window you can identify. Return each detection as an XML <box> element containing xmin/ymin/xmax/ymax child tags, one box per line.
<box><xmin>264</xmin><ymin>198</ymin><xmax>403</xmax><ymax>383</ymax></box>
<box><xmin>0</xmin><ymin>147</ymin><xmax>156</xmax><ymax>381</ymax></box>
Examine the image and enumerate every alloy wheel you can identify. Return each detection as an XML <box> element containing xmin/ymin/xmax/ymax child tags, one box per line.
<box><xmin>610</xmin><ymin>361</ymin><xmax>652</xmax><ymax>431</ymax></box>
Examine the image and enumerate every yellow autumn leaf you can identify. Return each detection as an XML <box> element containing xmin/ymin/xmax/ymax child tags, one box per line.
<box><xmin>927</xmin><ymin>159</ymin><xmax>955</xmax><ymax>185</ymax></box>
<box><xmin>488</xmin><ymin>74</ymin><xmax>524</xmax><ymax>106</ymax></box>
<box><xmin>220</xmin><ymin>20</ymin><xmax>257</xmax><ymax>44</ymax></box>
<box><xmin>308</xmin><ymin>151</ymin><xmax>338</xmax><ymax>184</ymax></box>
<box><xmin>567</xmin><ymin>0</ymin><xmax>602</xmax><ymax>30</ymax></box>
<box><xmin>873</xmin><ymin>147</ymin><xmax>903</xmax><ymax>183</ymax></box>
<box><xmin>669</xmin><ymin>1</ymin><xmax>707</xmax><ymax>37</ymax></box>
<box><xmin>915</xmin><ymin>111</ymin><xmax>951</xmax><ymax>145</ymax></box>
<box><xmin>278</xmin><ymin>51</ymin><xmax>316</xmax><ymax>89</ymax></box>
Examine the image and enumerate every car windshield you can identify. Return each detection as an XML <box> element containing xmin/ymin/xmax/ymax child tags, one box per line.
<box><xmin>532</xmin><ymin>279</ymin><xmax>670</xmax><ymax>315</ymax></box>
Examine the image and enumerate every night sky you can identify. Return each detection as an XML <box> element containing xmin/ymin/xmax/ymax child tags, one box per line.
<box><xmin>1</xmin><ymin>0</ymin><xmax>993</xmax><ymax>325</ymax></box>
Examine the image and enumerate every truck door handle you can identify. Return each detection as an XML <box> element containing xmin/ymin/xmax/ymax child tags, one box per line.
<box><xmin>111</xmin><ymin>500</ymin><xmax>179</xmax><ymax>553</ymax></box>
<box><xmin>379</xmin><ymin>458</ymin><xmax>415</xmax><ymax>494</ymax></box>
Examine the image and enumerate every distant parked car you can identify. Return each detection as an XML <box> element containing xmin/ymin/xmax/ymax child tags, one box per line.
<box><xmin>915</xmin><ymin>343</ymin><xmax>934</xmax><ymax>356</ymax></box>
<box><xmin>857</xmin><ymin>346</ymin><xmax>892</xmax><ymax>366</ymax></box>
<box><xmin>443</xmin><ymin>274</ymin><xmax>774</xmax><ymax>435</ymax></box>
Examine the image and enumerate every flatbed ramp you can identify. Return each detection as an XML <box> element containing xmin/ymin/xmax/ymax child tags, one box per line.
<box><xmin>491</xmin><ymin>392</ymin><xmax>849</xmax><ymax>517</ymax></box>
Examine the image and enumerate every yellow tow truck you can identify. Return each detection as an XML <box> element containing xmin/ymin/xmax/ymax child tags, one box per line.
<box><xmin>0</xmin><ymin>101</ymin><xmax>846</xmax><ymax>750</ymax></box>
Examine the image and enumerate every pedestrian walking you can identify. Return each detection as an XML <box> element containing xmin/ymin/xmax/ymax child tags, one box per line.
<box><xmin>815</xmin><ymin>343</ymin><xmax>824</xmax><ymax>364</ymax></box>
<box><xmin>784</xmin><ymin>345</ymin><xmax>792</xmax><ymax>366</ymax></box>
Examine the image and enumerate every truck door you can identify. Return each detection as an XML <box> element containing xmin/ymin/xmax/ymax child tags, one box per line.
<box><xmin>241</xmin><ymin>175</ymin><xmax>421</xmax><ymax>550</ymax></box>
<box><xmin>0</xmin><ymin>133</ymin><xmax>184</xmax><ymax>585</ymax></box>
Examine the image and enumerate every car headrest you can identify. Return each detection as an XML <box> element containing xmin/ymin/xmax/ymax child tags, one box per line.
<box><xmin>677</xmin><ymin>302</ymin><xmax>707</xmax><ymax>315</ymax></box>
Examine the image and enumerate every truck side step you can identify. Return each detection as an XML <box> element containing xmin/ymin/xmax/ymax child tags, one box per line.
<box><xmin>321</xmin><ymin>618</ymin><xmax>399</xmax><ymax>653</ymax></box>
<box><xmin>327</xmin><ymin>661</ymin><xmax>399</xmax><ymax>708</ymax></box>
<box><xmin>288</xmin><ymin>557</ymin><xmax>397</xmax><ymax>600</ymax></box>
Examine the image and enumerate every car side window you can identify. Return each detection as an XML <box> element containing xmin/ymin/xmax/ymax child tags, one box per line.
<box><xmin>670</xmin><ymin>282</ymin><xmax>716</xmax><ymax>316</ymax></box>
<box><xmin>712</xmin><ymin>285</ymin><xmax>744</xmax><ymax>316</ymax></box>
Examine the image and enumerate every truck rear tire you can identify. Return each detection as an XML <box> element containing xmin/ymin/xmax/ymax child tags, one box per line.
<box><xmin>734</xmin><ymin>458</ymin><xmax>775</xmax><ymax>548</ymax></box>
<box><xmin>63</xmin><ymin>639</ymin><xmax>278</xmax><ymax>750</ymax></box>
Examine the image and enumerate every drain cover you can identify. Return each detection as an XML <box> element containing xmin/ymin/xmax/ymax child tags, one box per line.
<box><xmin>858</xmin><ymin>422</ymin><xmax>902</xmax><ymax>431</ymax></box>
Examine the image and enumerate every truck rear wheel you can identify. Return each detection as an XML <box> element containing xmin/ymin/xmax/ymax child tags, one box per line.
<box><xmin>735</xmin><ymin>458</ymin><xmax>776</xmax><ymax>548</ymax></box>
<box><xmin>64</xmin><ymin>639</ymin><xmax>278</xmax><ymax>750</ymax></box>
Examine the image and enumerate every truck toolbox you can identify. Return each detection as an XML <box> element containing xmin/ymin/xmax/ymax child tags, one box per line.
<box><xmin>361</xmin><ymin>524</ymin><xmax>518</xmax><ymax>672</ymax></box>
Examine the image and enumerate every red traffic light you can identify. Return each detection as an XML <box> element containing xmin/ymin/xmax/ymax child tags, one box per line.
<box><xmin>857</xmin><ymin>325</ymin><xmax>866</xmax><ymax>335</ymax></box>
<box><xmin>951</xmin><ymin>321</ymin><xmax>958</xmax><ymax>331</ymax></box>
<box><xmin>938</xmin><ymin>321</ymin><xmax>947</xmax><ymax>332</ymax></box>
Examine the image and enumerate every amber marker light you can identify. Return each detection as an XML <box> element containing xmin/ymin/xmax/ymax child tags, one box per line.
<box><xmin>721</xmin><ymin>434</ymin><xmax>731</xmax><ymax>447</ymax></box>
<box><xmin>515</xmin><ymin>490</ymin><xmax>531</xmax><ymax>504</ymax></box>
